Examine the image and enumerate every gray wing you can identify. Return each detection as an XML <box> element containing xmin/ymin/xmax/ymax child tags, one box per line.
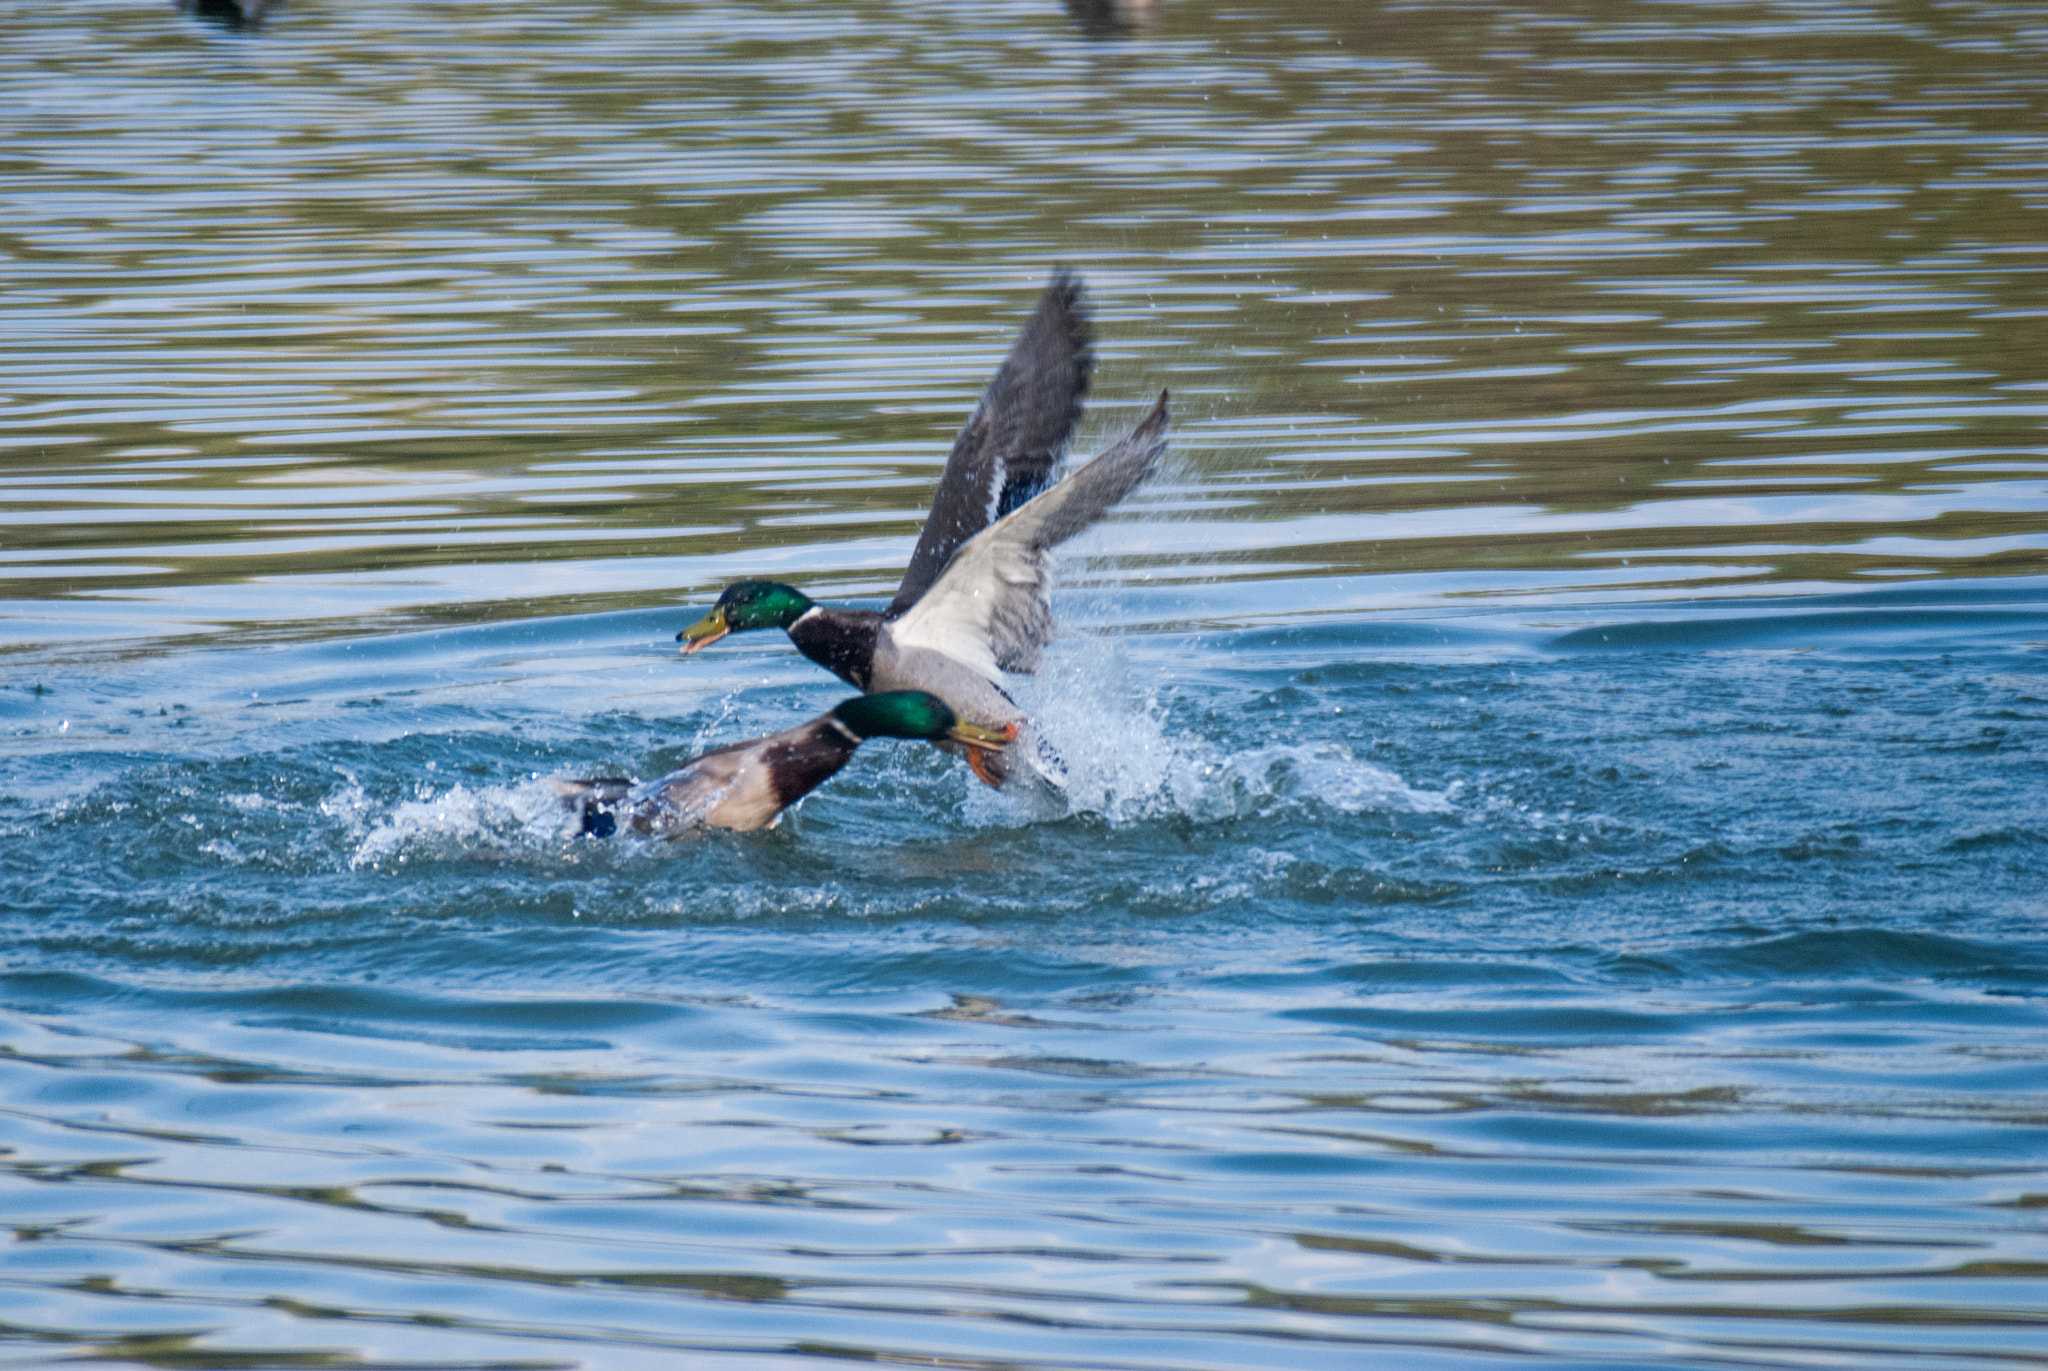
<box><xmin>887</xmin><ymin>270</ymin><xmax>1093</xmax><ymax>618</ymax></box>
<box><xmin>887</xmin><ymin>391</ymin><xmax>1168</xmax><ymax>678</ymax></box>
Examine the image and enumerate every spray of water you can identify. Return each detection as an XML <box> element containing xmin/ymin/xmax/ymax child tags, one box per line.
<box><xmin>338</xmin><ymin>624</ymin><xmax>1454</xmax><ymax>865</ymax></box>
<box><xmin>349</xmin><ymin>778</ymin><xmax>578</xmax><ymax>869</ymax></box>
<box><xmin>973</xmin><ymin>635</ymin><xmax>1453</xmax><ymax>827</ymax></box>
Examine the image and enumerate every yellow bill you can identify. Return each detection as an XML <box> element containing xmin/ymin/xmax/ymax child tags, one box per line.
<box><xmin>676</xmin><ymin>608</ymin><xmax>730</xmax><ymax>655</ymax></box>
<box><xmin>948</xmin><ymin>719</ymin><xmax>1018</xmax><ymax>751</ymax></box>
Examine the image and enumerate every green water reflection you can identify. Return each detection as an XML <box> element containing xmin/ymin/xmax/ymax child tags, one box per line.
<box><xmin>1</xmin><ymin>0</ymin><xmax>2042</xmax><ymax>652</ymax></box>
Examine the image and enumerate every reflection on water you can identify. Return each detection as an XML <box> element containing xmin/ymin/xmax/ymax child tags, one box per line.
<box><xmin>172</xmin><ymin>0</ymin><xmax>279</xmax><ymax>32</ymax></box>
<box><xmin>2</xmin><ymin>1</ymin><xmax>2045</xmax><ymax>1368</ymax></box>
<box><xmin>6</xmin><ymin>960</ymin><xmax>2042</xmax><ymax>1370</ymax></box>
<box><xmin>2</xmin><ymin>0</ymin><xmax>2043</xmax><ymax>651</ymax></box>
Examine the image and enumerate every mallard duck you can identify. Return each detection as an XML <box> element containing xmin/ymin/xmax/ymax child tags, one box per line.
<box><xmin>677</xmin><ymin>273</ymin><xmax>1168</xmax><ymax>790</ymax></box>
<box><xmin>555</xmin><ymin>691</ymin><xmax>1015</xmax><ymax>837</ymax></box>
<box><xmin>176</xmin><ymin>0</ymin><xmax>278</xmax><ymax>29</ymax></box>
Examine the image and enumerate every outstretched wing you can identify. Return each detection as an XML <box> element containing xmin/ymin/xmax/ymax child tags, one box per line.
<box><xmin>887</xmin><ymin>270</ymin><xmax>1093</xmax><ymax>618</ymax></box>
<box><xmin>887</xmin><ymin>391</ymin><xmax>1168</xmax><ymax>679</ymax></box>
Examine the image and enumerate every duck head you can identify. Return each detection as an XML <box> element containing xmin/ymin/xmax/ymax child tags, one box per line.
<box><xmin>833</xmin><ymin>692</ymin><xmax>1018</xmax><ymax>751</ymax></box>
<box><xmin>678</xmin><ymin>580</ymin><xmax>815</xmax><ymax>654</ymax></box>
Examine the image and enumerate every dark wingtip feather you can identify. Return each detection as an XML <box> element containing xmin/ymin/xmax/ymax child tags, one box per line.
<box><xmin>1040</xmin><ymin>265</ymin><xmax>1094</xmax><ymax>422</ymax></box>
<box><xmin>1140</xmin><ymin>388</ymin><xmax>1169</xmax><ymax>436</ymax></box>
<box><xmin>892</xmin><ymin>269</ymin><xmax>1100</xmax><ymax>614</ymax></box>
<box><xmin>995</xmin><ymin>279</ymin><xmax>1086</xmax><ymax>522</ymax></box>
<box><xmin>1020</xmin><ymin>387</ymin><xmax>1170</xmax><ymax>551</ymax></box>
<box><xmin>1036</xmin><ymin>266</ymin><xmax>1092</xmax><ymax>395</ymax></box>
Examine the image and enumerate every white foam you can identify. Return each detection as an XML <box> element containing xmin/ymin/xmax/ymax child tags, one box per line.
<box><xmin>349</xmin><ymin>778</ymin><xmax>578</xmax><ymax>869</ymax></box>
<box><xmin>979</xmin><ymin>637</ymin><xmax>1455</xmax><ymax>827</ymax></box>
<box><xmin>1220</xmin><ymin>741</ymin><xmax>1456</xmax><ymax>817</ymax></box>
<box><xmin>335</xmin><ymin>641</ymin><xmax>1455</xmax><ymax>857</ymax></box>
<box><xmin>317</xmin><ymin>773</ymin><xmax>373</xmax><ymax>846</ymax></box>
<box><xmin>200</xmin><ymin>837</ymin><xmax>261</xmax><ymax>864</ymax></box>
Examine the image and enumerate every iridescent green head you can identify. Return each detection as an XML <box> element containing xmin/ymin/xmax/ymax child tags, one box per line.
<box><xmin>677</xmin><ymin>580</ymin><xmax>814</xmax><ymax>653</ymax></box>
<box><xmin>830</xmin><ymin>691</ymin><xmax>1019</xmax><ymax>750</ymax></box>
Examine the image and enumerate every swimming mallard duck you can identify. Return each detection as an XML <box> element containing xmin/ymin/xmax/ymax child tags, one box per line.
<box><xmin>677</xmin><ymin>273</ymin><xmax>1168</xmax><ymax>790</ymax></box>
<box><xmin>555</xmin><ymin>691</ymin><xmax>1015</xmax><ymax>837</ymax></box>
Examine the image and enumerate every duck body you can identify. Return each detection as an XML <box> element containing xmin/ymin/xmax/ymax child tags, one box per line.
<box><xmin>785</xmin><ymin>606</ymin><xmax>1019</xmax><ymax>733</ymax></box>
<box><xmin>559</xmin><ymin>724</ymin><xmax>855</xmax><ymax>837</ymax></box>
<box><xmin>557</xmin><ymin>691</ymin><xmax>1014</xmax><ymax>837</ymax></box>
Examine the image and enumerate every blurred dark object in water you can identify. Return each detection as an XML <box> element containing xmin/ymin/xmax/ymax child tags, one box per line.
<box><xmin>1064</xmin><ymin>0</ymin><xmax>1160</xmax><ymax>38</ymax></box>
<box><xmin>177</xmin><ymin>0</ymin><xmax>279</xmax><ymax>31</ymax></box>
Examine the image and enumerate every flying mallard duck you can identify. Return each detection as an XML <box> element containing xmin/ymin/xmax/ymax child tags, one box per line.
<box><xmin>555</xmin><ymin>691</ymin><xmax>1015</xmax><ymax>837</ymax></box>
<box><xmin>677</xmin><ymin>272</ymin><xmax>1168</xmax><ymax>790</ymax></box>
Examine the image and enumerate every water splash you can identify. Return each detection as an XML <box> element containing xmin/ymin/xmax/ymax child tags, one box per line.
<box><xmin>349</xmin><ymin>779</ymin><xmax>577</xmax><ymax>869</ymax></box>
<box><xmin>987</xmin><ymin>636</ymin><xmax>1455</xmax><ymax>826</ymax></box>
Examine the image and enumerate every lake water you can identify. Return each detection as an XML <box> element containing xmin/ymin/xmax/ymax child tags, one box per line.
<box><xmin>2</xmin><ymin>0</ymin><xmax>2045</xmax><ymax>1367</ymax></box>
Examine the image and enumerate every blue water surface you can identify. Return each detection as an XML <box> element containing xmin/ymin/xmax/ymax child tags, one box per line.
<box><xmin>4</xmin><ymin>589</ymin><xmax>2044</xmax><ymax>1369</ymax></box>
